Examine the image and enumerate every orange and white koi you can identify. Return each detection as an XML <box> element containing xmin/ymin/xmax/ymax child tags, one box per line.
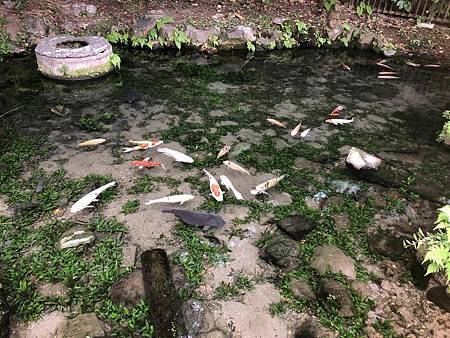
<box><xmin>329</xmin><ymin>105</ymin><xmax>345</xmax><ymax>118</ymax></box>
<box><xmin>342</xmin><ymin>64</ymin><xmax>351</xmax><ymax>71</ymax></box>
<box><xmin>267</xmin><ymin>118</ymin><xmax>286</xmax><ymax>128</ymax></box>
<box><xmin>223</xmin><ymin>160</ymin><xmax>251</xmax><ymax>175</ymax></box>
<box><xmin>290</xmin><ymin>122</ymin><xmax>302</xmax><ymax>137</ymax></box>
<box><xmin>217</xmin><ymin>145</ymin><xmax>231</xmax><ymax>159</ymax></box>
<box><xmin>203</xmin><ymin>169</ymin><xmax>223</xmax><ymax>201</ymax></box>
<box><xmin>79</xmin><ymin>138</ymin><xmax>106</xmax><ymax>147</ymax></box>
<box><xmin>250</xmin><ymin>175</ymin><xmax>286</xmax><ymax>195</ymax></box>
<box><xmin>130</xmin><ymin>159</ymin><xmax>165</xmax><ymax>170</ymax></box>
<box><xmin>123</xmin><ymin>139</ymin><xmax>163</xmax><ymax>153</ymax></box>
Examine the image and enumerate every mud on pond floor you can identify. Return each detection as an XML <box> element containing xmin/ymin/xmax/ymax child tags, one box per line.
<box><xmin>0</xmin><ymin>49</ymin><xmax>449</xmax><ymax>337</ymax></box>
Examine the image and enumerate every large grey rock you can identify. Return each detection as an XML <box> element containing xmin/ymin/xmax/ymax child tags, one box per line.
<box><xmin>295</xmin><ymin>317</ymin><xmax>337</xmax><ymax>338</ymax></box>
<box><xmin>290</xmin><ymin>279</ymin><xmax>316</xmax><ymax>301</ymax></box>
<box><xmin>132</xmin><ymin>16</ymin><xmax>159</xmax><ymax>37</ymax></box>
<box><xmin>226</xmin><ymin>26</ymin><xmax>256</xmax><ymax>42</ymax></box>
<box><xmin>55</xmin><ymin>313</ymin><xmax>104</xmax><ymax>338</ymax></box>
<box><xmin>310</xmin><ymin>245</ymin><xmax>356</xmax><ymax>280</ymax></box>
<box><xmin>318</xmin><ymin>279</ymin><xmax>355</xmax><ymax>317</ymax></box>
<box><xmin>27</xmin><ymin>17</ymin><xmax>46</xmax><ymax>37</ymax></box>
<box><xmin>57</xmin><ymin>226</ymin><xmax>95</xmax><ymax>249</ymax></box>
<box><xmin>185</xmin><ymin>25</ymin><xmax>219</xmax><ymax>47</ymax></box>
<box><xmin>357</xmin><ymin>32</ymin><xmax>376</xmax><ymax>50</ymax></box>
<box><xmin>260</xmin><ymin>233</ymin><xmax>299</xmax><ymax>269</ymax></box>
<box><xmin>368</xmin><ymin>232</ymin><xmax>404</xmax><ymax>259</ymax></box>
<box><xmin>159</xmin><ymin>24</ymin><xmax>176</xmax><ymax>41</ymax></box>
<box><xmin>277</xmin><ymin>214</ymin><xmax>317</xmax><ymax>241</ymax></box>
<box><xmin>426</xmin><ymin>287</ymin><xmax>450</xmax><ymax>313</ymax></box>
<box><xmin>110</xmin><ymin>269</ymin><xmax>145</xmax><ymax>308</ymax></box>
<box><xmin>85</xmin><ymin>4</ymin><xmax>97</xmax><ymax>16</ymax></box>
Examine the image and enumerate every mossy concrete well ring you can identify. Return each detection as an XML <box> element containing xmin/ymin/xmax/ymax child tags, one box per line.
<box><xmin>35</xmin><ymin>35</ymin><xmax>114</xmax><ymax>80</ymax></box>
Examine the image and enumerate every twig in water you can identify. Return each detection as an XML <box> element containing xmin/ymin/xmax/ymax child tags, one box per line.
<box><xmin>0</xmin><ymin>106</ymin><xmax>23</xmax><ymax>119</ymax></box>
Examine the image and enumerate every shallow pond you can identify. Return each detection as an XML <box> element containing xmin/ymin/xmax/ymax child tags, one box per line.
<box><xmin>0</xmin><ymin>49</ymin><xmax>449</xmax><ymax>337</ymax></box>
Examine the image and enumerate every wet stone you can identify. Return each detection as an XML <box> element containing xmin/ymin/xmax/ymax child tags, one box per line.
<box><xmin>368</xmin><ymin>232</ymin><xmax>405</xmax><ymax>260</ymax></box>
<box><xmin>290</xmin><ymin>278</ymin><xmax>316</xmax><ymax>301</ymax></box>
<box><xmin>318</xmin><ymin>279</ymin><xmax>355</xmax><ymax>317</ymax></box>
<box><xmin>260</xmin><ymin>233</ymin><xmax>299</xmax><ymax>269</ymax></box>
<box><xmin>295</xmin><ymin>317</ymin><xmax>337</xmax><ymax>338</ymax></box>
<box><xmin>110</xmin><ymin>269</ymin><xmax>145</xmax><ymax>308</ymax></box>
<box><xmin>310</xmin><ymin>245</ymin><xmax>356</xmax><ymax>280</ymax></box>
<box><xmin>225</xmin><ymin>25</ymin><xmax>256</xmax><ymax>42</ymax></box>
<box><xmin>55</xmin><ymin>313</ymin><xmax>104</xmax><ymax>338</ymax></box>
<box><xmin>276</xmin><ymin>214</ymin><xmax>317</xmax><ymax>241</ymax></box>
<box><xmin>294</xmin><ymin>158</ymin><xmax>322</xmax><ymax>173</ymax></box>
<box><xmin>121</xmin><ymin>244</ymin><xmax>138</xmax><ymax>268</ymax></box>
<box><xmin>132</xmin><ymin>16</ymin><xmax>159</xmax><ymax>37</ymax></box>
<box><xmin>332</xmin><ymin>214</ymin><xmax>350</xmax><ymax>232</ymax></box>
<box><xmin>426</xmin><ymin>287</ymin><xmax>450</xmax><ymax>313</ymax></box>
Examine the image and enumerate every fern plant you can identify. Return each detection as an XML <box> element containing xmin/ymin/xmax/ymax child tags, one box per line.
<box><xmin>246</xmin><ymin>41</ymin><xmax>256</xmax><ymax>52</ymax></box>
<box><xmin>110</xmin><ymin>53</ymin><xmax>121</xmax><ymax>69</ymax></box>
<box><xmin>405</xmin><ymin>205</ymin><xmax>450</xmax><ymax>292</ymax></box>
<box><xmin>437</xmin><ymin>110</ymin><xmax>450</xmax><ymax>145</ymax></box>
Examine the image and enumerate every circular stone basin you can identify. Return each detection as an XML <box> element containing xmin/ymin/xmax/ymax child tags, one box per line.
<box><xmin>35</xmin><ymin>35</ymin><xmax>114</xmax><ymax>80</ymax></box>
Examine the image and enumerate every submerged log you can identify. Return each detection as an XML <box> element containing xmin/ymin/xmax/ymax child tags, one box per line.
<box><xmin>141</xmin><ymin>249</ymin><xmax>187</xmax><ymax>338</ymax></box>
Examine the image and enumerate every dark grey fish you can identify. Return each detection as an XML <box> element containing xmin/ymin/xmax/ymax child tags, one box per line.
<box><xmin>161</xmin><ymin>208</ymin><xmax>225</xmax><ymax>229</ymax></box>
<box><xmin>124</xmin><ymin>89</ymin><xmax>137</xmax><ymax>104</ymax></box>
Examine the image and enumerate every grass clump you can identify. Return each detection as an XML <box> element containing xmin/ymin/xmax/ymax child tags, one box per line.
<box><xmin>121</xmin><ymin>199</ymin><xmax>140</xmax><ymax>214</ymax></box>
<box><xmin>213</xmin><ymin>273</ymin><xmax>254</xmax><ymax>301</ymax></box>
<box><xmin>77</xmin><ymin>111</ymin><xmax>120</xmax><ymax>132</ymax></box>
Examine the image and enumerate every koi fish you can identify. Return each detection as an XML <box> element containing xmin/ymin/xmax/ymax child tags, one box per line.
<box><xmin>220</xmin><ymin>175</ymin><xmax>243</xmax><ymax>200</ymax></box>
<box><xmin>376</xmin><ymin>62</ymin><xmax>394</xmax><ymax>70</ymax></box>
<box><xmin>291</xmin><ymin>122</ymin><xmax>302</xmax><ymax>137</ymax></box>
<box><xmin>329</xmin><ymin>105</ymin><xmax>345</xmax><ymax>118</ymax></box>
<box><xmin>123</xmin><ymin>139</ymin><xmax>163</xmax><ymax>153</ymax></box>
<box><xmin>250</xmin><ymin>175</ymin><xmax>286</xmax><ymax>195</ymax></box>
<box><xmin>377</xmin><ymin>76</ymin><xmax>399</xmax><ymax>79</ymax></box>
<box><xmin>342</xmin><ymin>64</ymin><xmax>351</xmax><ymax>71</ymax></box>
<box><xmin>70</xmin><ymin>182</ymin><xmax>116</xmax><ymax>213</ymax></box>
<box><xmin>217</xmin><ymin>145</ymin><xmax>231</xmax><ymax>159</ymax></box>
<box><xmin>130</xmin><ymin>160</ymin><xmax>165</xmax><ymax>170</ymax></box>
<box><xmin>267</xmin><ymin>118</ymin><xmax>286</xmax><ymax>128</ymax></box>
<box><xmin>79</xmin><ymin>138</ymin><xmax>106</xmax><ymax>147</ymax></box>
<box><xmin>378</xmin><ymin>71</ymin><xmax>398</xmax><ymax>75</ymax></box>
<box><xmin>325</xmin><ymin>117</ymin><xmax>354</xmax><ymax>125</ymax></box>
<box><xmin>223</xmin><ymin>160</ymin><xmax>251</xmax><ymax>175</ymax></box>
<box><xmin>300</xmin><ymin>128</ymin><xmax>311</xmax><ymax>138</ymax></box>
<box><xmin>161</xmin><ymin>208</ymin><xmax>225</xmax><ymax>230</ymax></box>
<box><xmin>406</xmin><ymin>61</ymin><xmax>421</xmax><ymax>67</ymax></box>
<box><xmin>423</xmin><ymin>64</ymin><xmax>440</xmax><ymax>68</ymax></box>
<box><xmin>157</xmin><ymin>147</ymin><xmax>194</xmax><ymax>163</ymax></box>
<box><xmin>145</xmin><ymin>194</ymin><xmax>194</xmax><ymax>206</ymax></box>
<box><xmin>203</xmin><ymin>169</ymin><xmax>223</xmax><ymax>201</ymax></box>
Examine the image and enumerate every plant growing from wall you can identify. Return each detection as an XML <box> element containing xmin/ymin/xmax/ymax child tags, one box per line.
<box><xmin>323</xmin><ymin>0</ymin><xmax>337</xmax><ymax>12</ymax></box>
<box><xmin>339</xmin><ymin>23</ymin><xmax>353</xmax><ymax>47</ymax></box>
<box><xmin>391</xmin><ymin>0</ymin><xmax>412</xmax><ymax>12</ymax></box>
<box><xmin>170</xmin><ymin>28</ymin><xmax>189</xmax><ymax>50</ymax></box>
<box><xmin>437</xmin><ymin>110</ymin><xmax>450</xmax><ymax>145</ymax></box>
<box><xmin>246</xmin><ymin>41</ymin><xmax>256</xmax><ymax>52</ymax></box>
<box><xmin>356</xmin><ymin>1</ymin><xmax>373</xmax><ymax>16</ymax></box>
<box><xmin>110</xmin><ymin>53</ymin><xmax>121</xmax><ymax>69</ymax></box>
<box><xmin>404</xmin><ymin>205</ymin><xmax>450</xmax><ymax>293</ymax></box>
<box><xmin>281</xmin><ymin>23</ymin><xmax>296</xmax><ymax>48</ymax></box>
<box><xmin>295</xmin><ymin>20</ymin><xmax>309</xmax><ymax>35</ymax></box>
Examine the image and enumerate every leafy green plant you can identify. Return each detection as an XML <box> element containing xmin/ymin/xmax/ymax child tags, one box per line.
<box><xmin>122</xmin><ymin>200</ymin><xmax>140</xmax><ymax>214</ymax></box>
<box><xmin>280</xmin><ymin>23</ymin><xmax>296</xmax><ymax>48</ymax></box>
<box><xmin>323</xmin><ymin>0</ymin><xmax>337</xmax><ymax>12</ymax></box>
<box><xmin>339</xmin><ymin>23</ymin><xmax>352</xmax><ymax>47</ymax></box>
<box><xmin>246</xmin><ymin>41</ymin><xmax>256</xmax><ymax>52</ymax></box>
<box><xmin>391</xmin><ymin>0</ymin><xmax>412</xmax><ymax>12</ymax></box>
<box><xmin>106</xmin><ymin>31</ymin><xmax>129</xmax><ymax>44</ymax></box>
<box><xmin>314</xmin><ymin>32</ymin><xmax>331</xmax><ymax>47</ymax></box>
<box><xmin>404</xmin><ymin>205</ymin><xmax>450</xmax><ymax>292</ymax></box>
<box><xmin>295</xmin><ymin>20</ymin><xmax>309</xmax><ymax>35</ymax></box>
<box><xmin>170</xmin><ymin>28</ymin><xmax>189</xmax><ymax>50</ymax></box>
<box><xmin>437</xmin><ymin>110</ymin><xmax>450</xmax><ymax>145</ymax></box>
<box><xmin>0</xmin><ymin>30</ymin><xmax>11</xmax><ymax>61</ymax></box>
<box><xmin>356</xmin><ymin>1</ymin><xmax>373</xmax><ymax>16</ymax></box>
<box><xmin>110</xmin><ymin>53</ymin><xmax>121</xmax><ymax>69</ymax></box>
<box><xmin>209</xmin><ymin>35</ymin><xmax>219</xmax><ymax>47</ymax></box>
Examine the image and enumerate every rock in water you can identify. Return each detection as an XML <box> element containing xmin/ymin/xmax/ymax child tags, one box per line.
<box><xmin>345</xmin><ymin>147</ymin><xmax>382</xmax><ymax>170</ymax></box>
<box><xmin>124</xmin><ymin>89</ymin><xmax>137</xmax><ymax>104</ymax></box>
<box><xmin>426</xmin><ymin>287</ymin><xmax>450</xmax><ymax>313</ymax></box>
<box><xmin>310</xmin><ymin>245</ymin><xmax>356</xmax><ymax>280</ymax></box>
<box><xmin>276</xmin><ymin>214</ymin><xmax>317</xmax><ymax>241</ymax></box>
<box><xmin>295</xmin><ymin>317</ymin><xmax>338</xmax><ymax>338</ymax></box>
<box><xmin>318</xmin><ymin>279</ymin><xmax>355</xmax><ymax>317</ymax></box>
<box><xmin>260</xmin><ymin>233</ymin><xmax>299</xmax><ymax>269</ymax></box>
<box><xmin>55</xmin><ymin>313</ymin><xmax>104</xmax><ymax>338</ymax></box>
<box><xmin>110</xmin><ymin>269</ymin><xmax>145</xmax><ymax>309</ymax></box>
<box><xmin>57</xmin><ymin>226</ymin><xmax>95</xmax><ymax>249</ymax></box>
<box><xmin>141</xmin><ymin>249</ymin><xmax>187</xmax><ymax>337</ymax></box>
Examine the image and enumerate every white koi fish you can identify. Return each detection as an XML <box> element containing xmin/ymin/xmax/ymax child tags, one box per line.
<box><xmin>325</xmin><ymin>118</ymin><xmax>354</xmax><ymax>126</ymax></box>
<box><xmin>145</xmin><ymin>194</ymin><xmax>194</xmax><ymax>205</ymax></box>
<box><xmin>70</xmin><ymin>182</ymin><xmax>116</xmax><ymax>213</ymax></box>
<box><xmin>267</xmin><ymin>118</ymin><xmax>286</xmax><ymax>128</ymax></box>
<box><xmin>250</xmin><ymin>175</ymin><xmax>286</xmax><ymax>195</ymax></box>
<box><xmin>300</xmin><ymin>128</ymin><xmax>311</xmax><ymax>138</ymax></box>
<box><xmin>157</xmin><ymin>147</ymin><xmax>194</xmax><ymax>163</ymax></box>
<box><xmin>220</xmin><ymin>175</ymin><xmax>243</xmax><ymax>200</ymax></box>
<box><xmin>406</xmin><ymin>61</ymin><xmax>421</xmax><ymax>67</ymax></box>
<box><xmin>203</xmin><ymin>169</ymin><xmax>223</xmax><ymax>201</ymax></box>
<box><xmin>217</xmin><ymin>145</ymin><xmax>231</xmax><ymax>159</ymax></box>
<box><xmin>290</xmin><ymin>122</ymin><xmax>302</xmax><ymax>137</ymax></box>
<box><xmin>223</xmin><ymin>160</ymin><xmax>251</xmax><ymax>175</ymax></box>
<box><xmin>79</xmin><ymin>138</ymin><xmax>106</xmax><ymax>147</ymax></box>
<box><xmin>378</xmin><ymin>76</ymin><xmax>399</xmax><ymax>79</ymax></box>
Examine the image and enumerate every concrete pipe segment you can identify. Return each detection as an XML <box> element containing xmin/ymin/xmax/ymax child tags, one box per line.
<box><xmin>35</xmin><ymin>35</ymin><xmax>114</xmax><ymax>80</ymax></box>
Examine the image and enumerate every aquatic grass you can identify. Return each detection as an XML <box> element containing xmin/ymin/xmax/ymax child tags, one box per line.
<box><xmin>122</xmin><ymin>199</ymin><xmax>141</xmax><ymax>214</ymax></box>
<box><xmin>129</xmin><ymin>175</ymin><xmax>182</xmax><ymax>194</ymax></box>
<box><xmin>213</xmin><ymin>273</ymin><xmax>254</xmax><ymax>301</ymax></box>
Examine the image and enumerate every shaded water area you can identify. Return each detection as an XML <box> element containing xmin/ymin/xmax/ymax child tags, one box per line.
<box><xmin>0</xmin><ymin>49</ymin><xmax>449</xmax><ymax>337</ymax></box>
